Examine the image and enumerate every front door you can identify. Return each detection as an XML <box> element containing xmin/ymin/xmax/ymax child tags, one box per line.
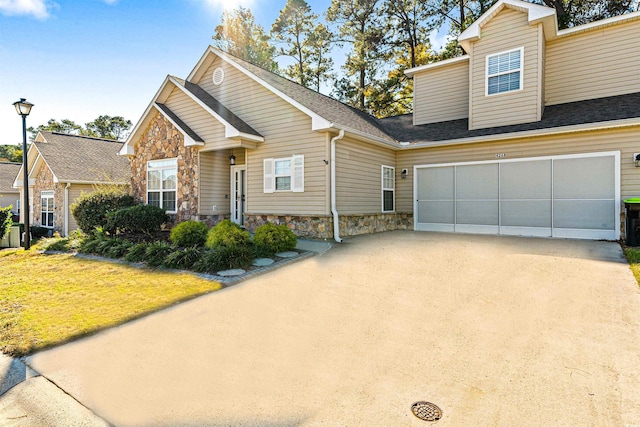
<box><xmin>231</xmin><ymin>166</ymin><xmax>246</xmax><ymax>226</ymax></box>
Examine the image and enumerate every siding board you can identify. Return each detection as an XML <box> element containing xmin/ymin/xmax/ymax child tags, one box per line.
<box><xmin>413</xmin><ymin>60</ymin><xmax>469</xmax><ymax>125</ymax></box>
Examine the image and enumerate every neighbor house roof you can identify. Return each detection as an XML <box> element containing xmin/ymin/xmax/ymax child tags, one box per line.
<box><xmin>380</xmin><ymin>92</ymin><xmax>640</xmax><ymax>147</ymax></box>
<box><xmin>26</xmin><ymin>132</ymin><xmax>130</xmax><ymax>184</ymax></box>
<box><xmin>0</xmin><ymin>162</ymin><xmax>21</xmax><ymax>194</ymax></box>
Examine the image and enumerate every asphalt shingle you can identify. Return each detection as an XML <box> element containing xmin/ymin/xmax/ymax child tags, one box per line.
<box><xmin>0</xmin><ymin>162</ymin><xmax>21</xmax><ymax>194</ymax></box>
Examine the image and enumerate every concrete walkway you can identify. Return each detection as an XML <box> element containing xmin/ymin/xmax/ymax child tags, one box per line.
<box><xmin>13</xmin><ymin>232</ymin><xmax>640</xmax><ymax>425</ymax></box>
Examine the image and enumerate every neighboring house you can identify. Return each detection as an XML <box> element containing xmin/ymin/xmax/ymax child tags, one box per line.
<box><xmin>0</xmin><ymin>162</ymin><xmax>21</xmax><ymax>219</ymax></box>
<box><xmin>120</xmin><ymin>0</ymin><xmax>640</xmax><ymax>241</ymax></box>
<box><xmin>13</xmin><ymin>131</ymin><xmax>130</xmax><ymax>236</ymax></box>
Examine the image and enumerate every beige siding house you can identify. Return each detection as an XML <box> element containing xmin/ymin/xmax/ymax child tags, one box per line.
<box><xmin>14</xmin><ymin>132</ymin><xmax>130</xmax><ymax>236</ymax></box>
<box><xmin>122</xmin><ymin>0</ymin><xmax>640</xmax><ymax>241</ymax></box>
<box><xmin>0</xmin><ymin>162</ymin><xmax>21</xmax><ymax>218</ymax></box>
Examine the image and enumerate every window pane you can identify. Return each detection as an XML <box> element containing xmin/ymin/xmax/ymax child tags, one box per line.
<box><xmin>148</xmin><ymin>170</ymin><xmax>161</xmax><ymax>190</ymax></box>
<box><xmin>148</xmin><ymin>192</ymin><xmax>160</xmax><ymax>207</ymax></box>
<box><xmin>275</xmin><ymin>160</ymin><xmax>291</xmax><ymax>175</ymax></box>
<box><xmin>47</xmin><ymin>213</ymin><xmax>53</xmax><ymax>227</ymax></box>
<box><xmin>276</xmin><ymin>176</ymin><xmax>291</xmax><ymax>191</ymax></box>
<box><xmin>162</xmin><ymin>191</ymin><xmax>176</xmax><ymax>211</ymax></box>
<box><xmin>48</xmin><ymin>198</ymin><xmax>54</xmax><ymax>210</ymax></box>
<box><xmin>162</xmin><ymin>169</ymin><xmax>177</xmax><ymax>190</ymax></box>
<box><xmin>41</xmin><ymin>198</ymin><xmax>47</xmax><ymax>210</ymax></box>
<box><xmin>41</xmin><ymin>213</ymin><xmax>46</xmax><ymax>225</ymax></box>
<box><xmin>383</xmin><ymin>190</ymin><xmax>394</xmax><ymax>211</ymax></box>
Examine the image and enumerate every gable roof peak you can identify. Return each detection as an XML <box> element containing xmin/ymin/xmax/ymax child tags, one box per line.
<box><xmin>458</xmin><ymin>0</ymin><xmax>557</xmax><ymax>52</ymax></box>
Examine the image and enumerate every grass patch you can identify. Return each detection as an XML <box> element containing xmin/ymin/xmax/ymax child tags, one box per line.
<box><xmin>623</xmin><ymin>246</ymin><xmax>640</xmax><ymax>286</ymax></box>
<box><xmin>0</xmin><ymin>249</ymin><xmax>222</xmax><ymax>357</ymax></box>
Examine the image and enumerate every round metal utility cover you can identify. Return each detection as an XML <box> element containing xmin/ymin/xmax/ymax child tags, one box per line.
<box><xmin>411</xmin><ymin>401</ymin><xmax>442</xmax><ymax>422</ymax></box>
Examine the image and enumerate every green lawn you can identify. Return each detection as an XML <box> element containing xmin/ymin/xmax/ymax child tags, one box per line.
<box><xmin>0</xmin><ymin>249</ymin><xmax>222</xmax><ymax>356</ymax></box>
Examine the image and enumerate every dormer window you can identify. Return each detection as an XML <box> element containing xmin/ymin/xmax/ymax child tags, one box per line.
<box><xmin>486</xmin><ymin>47</ymin><xmax>523</xmax><ymax>95</ymax></box>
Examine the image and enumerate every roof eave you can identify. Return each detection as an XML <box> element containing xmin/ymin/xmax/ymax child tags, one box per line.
<box><xmin>403</xmin><ymin>117</ymin><xmax>640</xmax><ymax>150</ymax></box>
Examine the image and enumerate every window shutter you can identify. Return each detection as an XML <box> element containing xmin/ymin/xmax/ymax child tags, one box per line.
<box><xmin>263</xmin><ymin>158</ymin><xmax>274</xmax><ymax>193</ymax></box>
<box><xmin>292</xmin><ymin>155</ymin><xmax>304</xmax><ymax>193</ymax></box>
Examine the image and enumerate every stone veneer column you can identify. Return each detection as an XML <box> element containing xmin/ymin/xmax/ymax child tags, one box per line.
<box><xmin>129</xmin><ymin>113</ymin><xmax>199</xmax><ymax>223</ymax></box>
<box><xmin>32</xmin><ymin>163</ymin><xmax>64</xmax><ymax>234</ymax></box>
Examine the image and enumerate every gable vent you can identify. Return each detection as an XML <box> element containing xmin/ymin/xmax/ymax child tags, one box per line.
<box><xmin>212</xmin><ymin>67</ymin><xmax>225</xmax><ymax>85</ymax></box>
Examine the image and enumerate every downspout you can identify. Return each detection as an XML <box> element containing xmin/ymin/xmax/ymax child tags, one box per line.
<box><xmin>64</xmin><ymin>183</ymin><xmax>70</xmax><ymax>237</ymax></box>
<box><xmin>330</xmin><ymin>129</ymin><xmax>345</xmax><ymax>243</ymax></box>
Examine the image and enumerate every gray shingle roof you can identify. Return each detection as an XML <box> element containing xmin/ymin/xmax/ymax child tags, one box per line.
<box><xmin>175</xmin><ymin>78</ymin><xmax>263</xmax><ymax>138</ymax></box>
<box><xmin>379</xmin><ymin>92</ymin><xmax>640</xmax><ymax>144</ymax></box>
<box><xmin>219</xmin><ymin>51</ymin><xmax>397</xmax><ymax>143</ymax></box>
<box><xmin>0</xmin><ymin>162</ymin><xmax>21</xmax><ymax>193</ymax></box>
<box><xmin>156</xmin><ymin>103</ymin><xmax>204</xmax><ymax>143</ymax></box>
<box><xmin>36</xmin><ymin>132</ymin><xmax>130</xmax><ymax>183</ymax></box>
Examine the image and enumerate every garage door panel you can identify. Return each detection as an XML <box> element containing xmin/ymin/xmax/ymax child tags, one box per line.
<box><xmin>501</xmin><ymin>160</ymin><xmax>551</xmax><ymax>199</ymax></box>
<box><xmin>501</xmin><ymin>200</ymin><xmax>552</xmax><ymax>227</ymax></box>
<box><xmin>553</xmin><ymin>157</ymin><xmax>615</xmax><ymax>199</ymax></box>
<box><xmin>417</xmin><ymin>201</ymin><xmax>454</xmax><ymax>224</ymax></box>
<box><xmin>553</xmin><ymin>200</ymin><xmax>615</xmax><ymax>230</ymax></box>
<box><xmin>456</xmin><ymin>201</ymin><xmax>499</xmax><ymax>225</ymax></box>
<box><xmin>456</xmin><ymin>164</ymin><xmax>498</xmax><ymax>199</ymax></box>
<box><xmin>417</xmin><ymin>167</ymin><xmax>454</xmax><ymax>200</ymax></box>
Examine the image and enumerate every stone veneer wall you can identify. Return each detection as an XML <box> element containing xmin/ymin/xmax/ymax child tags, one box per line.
<box><xmin>244</xmin><ymin>212</ymin><xmax>414</xmax><ymax>239</ymax></box>
<box><xmin>130</xmin><ymin>113</ymin><xmax>199</xmax><ymax>224</ymax></box>
<box><xmin>32</xmin><ymin>163</ymin><xmax>64</xmax><ymax>233</ymax></box>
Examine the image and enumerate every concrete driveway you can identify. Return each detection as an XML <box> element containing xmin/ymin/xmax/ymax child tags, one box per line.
<box><xmin>25</xmin><ymin>231</ymin><xmax>640</xmax><ymax>426</ymax></box>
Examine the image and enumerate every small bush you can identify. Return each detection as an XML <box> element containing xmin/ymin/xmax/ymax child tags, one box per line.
<box><xmin>124</xmin><ymin>242</ymin><xmax>149</xmax><ymax>263</ymax></box>
<box><xmin>38</xmin><ymin>237</ymin><xmax>70</xmax><ymax>252</ymax></box>
<box><xmin>106</xmin><ymin>205</ymin><xmax>169</xmax><ymax>236</ymax></box>
<box><xmin>71</xmin><ymin>188</ymin><xmax>136</xmax><ymax>234</ymax></box>
<box><xmin>79</xmin><ymin>236</ymin><xmax>108</xmax><ymax>254</ymax></box>
<box><xmin>170</xmin><ymin>220</ymin><xmax>208</xmax><ymax>247</ymax></box>
<box><xmin>106</xmin><ymin>239</ymin><xmax>133</xmax><ymax>259</ymax></box>
<box><xmin>0</xmin><ymin>206</ymin><xmax>12</xmax><ymax>241</ymax></box>
<box><xmin>193</xmin><ymin>245</ymin><xmax>253</xmax><ymax>273</ymax></box>
<box><xmin>253</xmin><ymin>223</ymin><xmax>297</xmax><ymax>256</ymax></box>
<box><xmin>144</xmin><ymin>241</ymin><xmax>174</xmax><ymax>267</ymax></box>
<box><xmin>163</xmin><ymin>246</ymin><xmax>203</xmax><ymax>270</ymax></box>
<box><xmin>205</xmin><ymin>220</ymin><xmax>250</xmax><ymax>249</ymax></box>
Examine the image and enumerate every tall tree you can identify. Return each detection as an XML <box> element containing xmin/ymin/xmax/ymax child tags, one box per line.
<box><xmin>0</xmin><ymin>145</ymin><xmax>22</xmax><ymax>163</ymax></box>
<box><xmin>271</xmin><ymin>0</ymin><xmax>317</xmax><ymax>87</ymax></box>
<box><xmin>27</xmin><ymin>119</ymin><xmax>82</xmax><ymax>141</ymax></box>
<box><xmin>213</xmin><ymin>6</ymin><xmax>278</xmax><ymax>72</ymax></box>
<box><xmin>326</xmin><ymin>0</ymin><xmax>389</xmax><ymax>112</ymax></box>
<box><xmin>85</xmin><ymin>115</ymin><xmax>132</xmax><ymax>141</ymax></box>
<box><xmin>307</xmin><ymin>23</ymin><xmax>335</xmax><ymax>92</ymax></box>
<box><xmin>384</xmin><ymin>0</ymin><xmax>436</xmax><ymax>69</ymax></box>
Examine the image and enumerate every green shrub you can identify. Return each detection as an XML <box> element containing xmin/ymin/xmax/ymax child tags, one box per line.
<box><xmin>144</xmin><ymin>241</ymin><xmax>174</xmax><ymax>267</ymax></box>
<box><xmin>163</xmin><ymin>246</ymin><xmax>203</xmax><ymax>270</ymax></box>
<box><xmin>124</xmin><ymin>242</ymin><xmax>149</xmax><ymax>263</ymax></box>
<box><xmin>79</xmin><ymin>236</ymin><xmax>108</xmax><ymax>254</ymax></box>
<box><xmin>71</xmin><ymin>188</ymin><xmax>136</xmax><ymax>234</ymax></box>
<box><xmin>106</xmin><ymin>204</ymin><xmax>169</xmax><ymax>236</ymax></box>
<box><xmin>205</xmin><ymin>220</ymin><xmax>250</xmax><ymax>249</ymax></box>
<box><xmin>169</xmin><ymin>220</ymin><xmax>208</xmax><ymax>247</ymax></box>
<box><xmin>253</xmin><ymin>223</ymin><xmax>297</xmax><ymax>256</ymax></box>
<box><xmin>106</xmin><ymin>239</ymin><xmax>132</xmax><ymax>259</ymax></box>
<box><xmin>38</xmin><ymin>237</ymin><xmax>70</xmax><ymax>252</ymax></box>
<box><xmin>0</xmin><ymin>206</ymin><xmax>12</xmax><ymax>240</ymax></box>
<box><xmin>193</xmin><ymin>245</ymin><xmax>253</xmax><ymax>273</ymax></box>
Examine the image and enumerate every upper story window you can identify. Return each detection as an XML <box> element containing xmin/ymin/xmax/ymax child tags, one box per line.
<box><xmin>486</xmin><ymin>47</ymin><xmax>523</xmax><ymax>96</ymax></box>
<box><xmin>147</xmin><ymin>158</ymin><xmax>177</xmax><ymax>213</ymax></box>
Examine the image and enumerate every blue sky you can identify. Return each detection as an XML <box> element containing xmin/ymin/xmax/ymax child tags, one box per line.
<box><xmin>0</xmin><ymin>0</ymin><xmax>449</xmax><ymax>147</ymax></box>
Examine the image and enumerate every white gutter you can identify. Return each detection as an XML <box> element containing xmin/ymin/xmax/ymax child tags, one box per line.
<box><xmin>64</xmin><ymin>183</ymin><xmax>70</xmax><ymax>237</ymax></box>
<box><xmin>330</xmin><ymin>130</ymin><xmax>345</xmax><ymax>243</ymax></box>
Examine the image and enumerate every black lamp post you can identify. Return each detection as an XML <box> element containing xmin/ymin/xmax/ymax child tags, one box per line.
<box><xmin>13</xmin><ymin>98</ymin><xmax>34</xmax><ymax>250</ymax></box>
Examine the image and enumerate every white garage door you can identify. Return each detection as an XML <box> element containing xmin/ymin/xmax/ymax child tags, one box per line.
<box><xmin>414</xmin><ymin>152</ymin><xmax>620</xmax><ymax>240</ymax></box>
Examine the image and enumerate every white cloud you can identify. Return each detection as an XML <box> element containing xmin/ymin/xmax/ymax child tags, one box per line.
<box><xmin>0</xmin><ymin>0</ymin><xmax>55</xmax><ymax>19</ymax></box>
<box><xmin>202</xmin><ymin>0</ymin><xmax>255</xmax><ymax>12</ymax></box>
<box><xmin>429</xmin><ymin>28</ymin><xmax>454</xmax><ymax>52</ymax></box>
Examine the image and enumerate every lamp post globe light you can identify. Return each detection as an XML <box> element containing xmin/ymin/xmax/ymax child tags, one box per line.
<box><xmin>13</xmin><ymin>98</ymin><xmax>34</xmax><ymax>250</ymax></box>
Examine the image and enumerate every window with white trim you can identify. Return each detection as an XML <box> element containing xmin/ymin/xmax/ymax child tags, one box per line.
<box><xmin>40</xmin><ymin>190</ymin><xmax>54</xmax><ymax>228</ymax></box>
<box><xmin>264</xmin><ymin>155</ymin><xmax>304</xmax><ymax>193</ymax></box>
<box><xmin>15</xmin><ymin>199</ymin><xmax>20</xmax><ymax>215</ymax></box>
<box><xmin>382</xmin><ymin>165</ymin><xmax>395</xmax><ymax>212</ymax></box>
<box><xmin>147</xmin><ymin>158</ymin><xmax>177</xmax><ymax>213</ymax></box>
<box><xmin>486</xmin><ymin>47</ymin><xmax>523</xmax><ymax>96</ymax></box>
